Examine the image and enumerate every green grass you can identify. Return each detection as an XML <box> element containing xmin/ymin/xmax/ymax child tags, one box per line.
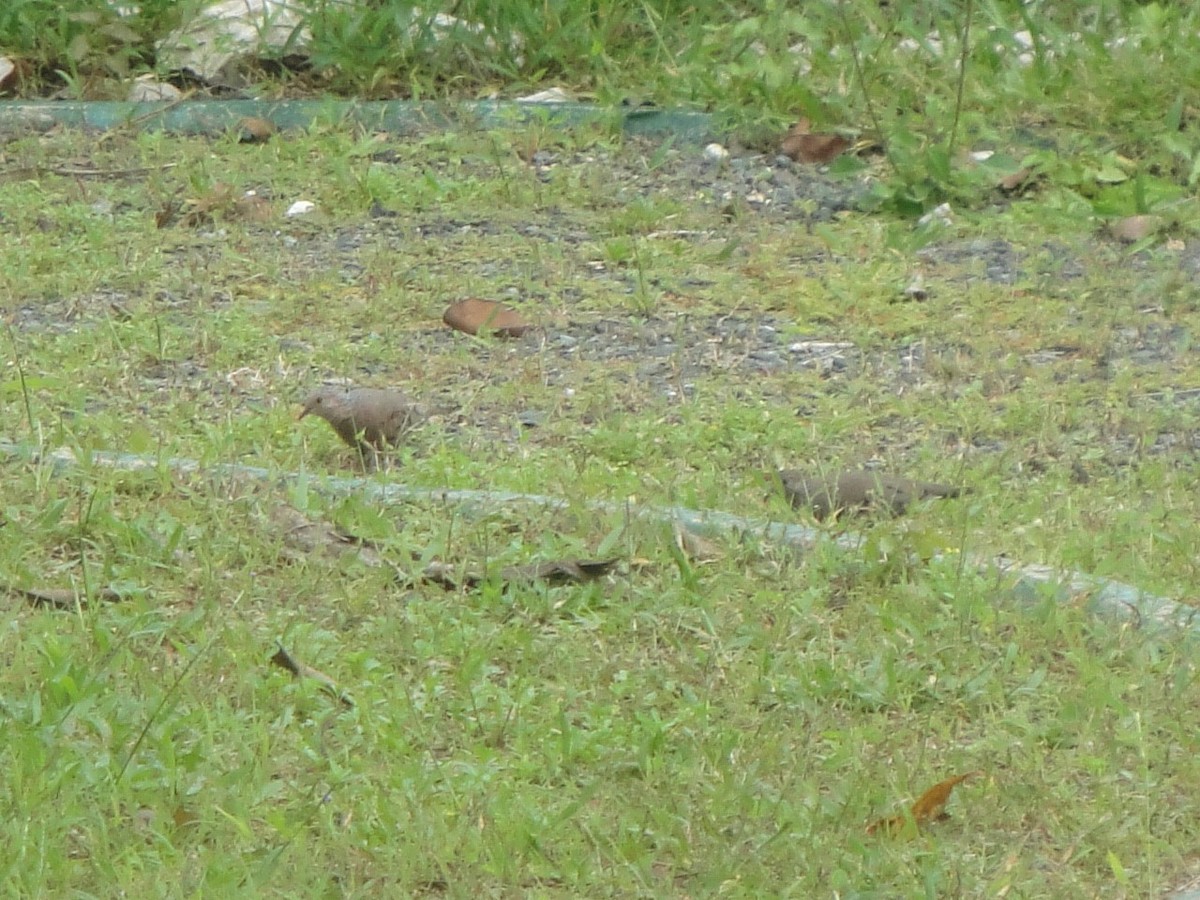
<box><xmin>6</xmin><ymin>1</ymin><xmax>1200</xmax><ymax>218</ymax></box>
<box><xmin>2</xmin><ymin>116</ymin><xmax>1200</xmax><ymax>896</ymax></box>
<box><xmin>4</xmin><ymin>1</ymin><xmax>1200</xmax><ymax>893</ymax></box>
<box><xmin>3</xmin><ymin>456</ymin><xmax>1198</xmax><ymax>896</ymax></box>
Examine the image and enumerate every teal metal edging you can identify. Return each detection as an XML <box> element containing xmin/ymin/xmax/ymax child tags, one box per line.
<box><xmin>0</xmin><ymin>100</ymin><xmax>717</xmax><ymax>139</ymax></box>
<box><xmin>5</xmin><ymin>440</ymin><xmax>1198</xmax><ymax>646</ymax></box>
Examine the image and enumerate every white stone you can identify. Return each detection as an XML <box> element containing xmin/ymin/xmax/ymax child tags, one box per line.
<box><xmin>704</xmin><ymin>143</ymin><xmax>729</xmax><ymax>162</ymax></box>
<box><xmin>159</xmin><ymin>0</ymin><xmax>308</xmax><ymax>82</ymax></box>
<box><xmin>918</xmin><ymin>203</ymin><xmax>954</xmax><ymax>228</ymax></box>
<box><xmin>285</xmin><ymin>200</ymin><xmax>316</xmax><ymax>218</ymax></box>
<box><xmin>517</xmin><ymin>87</ymin><xmax>572</xmax><ymax>104</ymax></box>
<box><xmin>128</xmin><ymin>77</ymin><xmax>182</xmax><ymax>102</ymax></box>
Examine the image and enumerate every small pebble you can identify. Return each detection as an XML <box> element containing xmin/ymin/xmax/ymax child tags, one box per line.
<box><xmin>285</xmin><ymin>200</ymin><xmax>316</xmax><ymax>218</ymax></box>
<box><xmin>918</xmin><ymin>203</ymin><xmax>954</xmax><ymax>227</ymax></box>
<box><xmin>704</xmin><ymin>143</ymin><xmax>729</xmax><ymax>162</ymax></box>
<box><xmin>902</xmin><ymin>277</ymin><xmax>929</xmax><ymax>301</ymax></box>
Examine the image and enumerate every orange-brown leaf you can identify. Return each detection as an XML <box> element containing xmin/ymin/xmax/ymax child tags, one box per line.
<box><xmin>238</xmin><ymin>116</ymin><xmax>276</xmax><ymax>144</ymax></box>
<box><xmin>443</xmin><ymin>298</ymin><xmax>532</xmax><ymax>338</ymax></box>
<box><xmin>910</xmin><ymin>771</ymin><xmax>978</xmax><ymax>820</ymax></box>
<box><xmin>780</xmin><ymin>120</ymin><xmax>850</xmax><ymax>164</ymax></box>
<box><xmin>1108</xmin><ymin>214</ymin><xmax>1162</xmax><ymax>243</ymax></box>
<box><xmin>270</xmin><ymin>644</ymin><xmax>354</xmax><ymax>707</ymax></box>
<box><xmin>0</xmin><ymin>55</ymin><xmax>32</xmax><ymax>96</ymax></box>
<box><xmin>997</xmin><ymin>167</ymin><xmax>1036</xmax><ymax>193</ymax></box>
<box><xmin>868</xmin><ymin>771</ymin><xmax>980</xmax><ymax>836</ymax></box>
<box><xmin>866</xmin><ymin>813</ymin><xmax>908</xmax><ymax>837</ymax></box>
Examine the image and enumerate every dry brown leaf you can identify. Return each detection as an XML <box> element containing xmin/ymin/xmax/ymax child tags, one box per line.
<box><xmin>237</xmin><ymin>116</ymin><xmax>275</xmax><ymax>143</ymax></box>
<box><xmin>417</xmin><ymin>557</ymin><xmax>619</xmax><ymax>590</ymax></box>
<box><xmin>673</xmin><ymin>522</ymin><xmax>722</xmax><ymax>563</ymax></box>
<box><xmin>154</xmin><ymin>198</ymin><xmax>180</xmax><ymax>229</ymax></box>
<box><xmin>1108</xmin><ymin>214</ymin><xmax>1162</xmax><ymax>243</ymax></box>
<box><xmin>180</xmin><ymin>182</ymin><xmax>236</xmax><ymax>227</ymax></box>
<box><xmin>5</xmin><ymin>584</ymin><xmax>126</xmax><ymax>610</ymax></box>
<box><xmin>910</xmin><ymin>771</ymin><xmax>979</xmax><ymax>820</ymax></box>
<box><xmin>267</xmin><ymin>504</ymin><xmax>383</xmax><ymax>567</ymax></box>
<box><xmin>867</xmin><ymin>771</ymin><xmax>980</xmax><ymax>836</ymax></box>
<box><xmin>443</xmin><ymin>298</ymin><xmax>532</xmax><ymax>338</ymax></box>
<box><xmin>270</xmin><ymin>644</ymin><xmax>354</xmax><ymax>707</ymax></box>
<box><xmin>997</xmin><ymin>167</ymin><xmax>1036</xmax><ymax>193</ymax></box>
<box><xmin>233</xmin><ymin>194</ymin><xmax>274</xmax><ymax>222</ymax></box>
<box><xmin>0</xmin><ymin>56</ymin><xmax>31</xmax><ymax>96</ymax></box>
<box><xmin>780</xmin><ymin>119</ymin><xmax>851</xmax><ymax>164</ymax></box>
<box><xmin>517</xmin><ymin>558</ymin><xmax>619</xmax><ymax>584</ymax></box>
<box><xmin>416</xmin><ymin>561</ymin><xmax>466</xmax><ymax>588</ymax></box>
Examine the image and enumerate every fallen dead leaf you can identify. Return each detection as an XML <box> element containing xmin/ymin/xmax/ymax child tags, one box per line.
<box><xmin>155</xmin><ymin>198</ymin><xmax>180</xmax><ymax>229</ymax></box>
<box><xmin>0</xmin><ymin>55</ymin><xmax>30</xmax><ymax>95</ymax></box>
<box><xmin>1108</xmin><ymin>214</ymin><xmax>1162</xmax><ymax>243</ymax></box>
<box><xmin>997</xmin><ymin>167</ymin><xmax>1037</xmax><ymax>193</ymax></box>
<box><xmin>267</xmin><ymin>504</ymin><xmax>384</xmax><ymax>568</ymax></box>
<box><xmin>5</xmin><ymin>584</ymin><xmax>127</xmax><ymax>610</ymax></box>
<box><xmin>673</xmin><ymin>521</ymin><xmax>722</xmax><ymax>563</ymax></box>
<box><xmin>780</xmin><ymin>118</ymin><xmax>851</xmax><ymax>164</ymax></box>
<box><xmin>443</xmin><ymin>298</ymin><xmax>532</xmax><ymax>338</ymax></box>
<box><xmin>509</xmin><ymin>558</ymin><xmax>619</xmax><ymax>584</ymax></box>
<box><xmin>868</xmin><ymin>771</ymin><xmax>981</xmax><ymax>837</ymax></box>
<box><xmin>238</xmin><ymin>116</ymin><xmax>275</xmax><ymax>143</ymax></box>
<box><xmin>233</xmin><ymin>193</ymin><xmax>274</xmax><ymax>223</ymax></box>
<box><xmin>179</xmin><ymin>182</ymin><xmax>237</xmax><ymax>227</ymax></box>
<box><xmin>416</xmin><ymin>557</ymin><xmax>619</xmax><ymax>590</ymax></box>
<box><xmin>270</xmin><ymin>644</ymin><xmax>354</xmax><ymax>707</ymax></box>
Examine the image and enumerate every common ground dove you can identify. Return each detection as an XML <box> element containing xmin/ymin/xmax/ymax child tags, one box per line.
<box><xmin>299</xmin><ymin>386</ymin><xmax>422</xmax><ymax>468</ymax></box>
<box><xmin>779</xmin><ymin>469</ymin><xmax>967</xmax><ymax>520</ymax></box>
